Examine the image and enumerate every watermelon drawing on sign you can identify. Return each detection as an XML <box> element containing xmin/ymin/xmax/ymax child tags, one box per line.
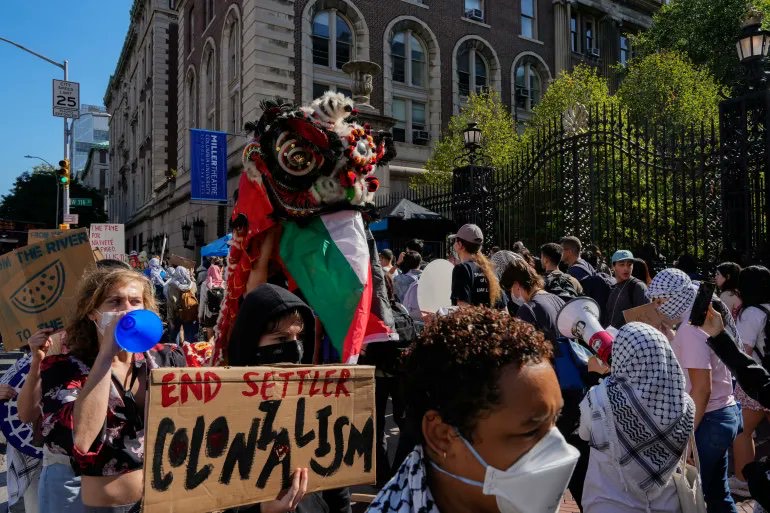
<box><xmin>10</xmin><ymin>260</ymin><xmax>66</xmax><ymax>314</ymax></box>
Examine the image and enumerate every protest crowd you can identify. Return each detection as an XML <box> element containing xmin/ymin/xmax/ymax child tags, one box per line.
<box><xmin>1</xmin><ymin>93</ymin><xmax>770</xmax><ymax>513</ymax></box>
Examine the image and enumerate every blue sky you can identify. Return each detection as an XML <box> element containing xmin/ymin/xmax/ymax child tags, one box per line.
<box><xmin>0</xmin><ymin>0</ymin><xmax>132</xmax><ymax>199</ymax></box>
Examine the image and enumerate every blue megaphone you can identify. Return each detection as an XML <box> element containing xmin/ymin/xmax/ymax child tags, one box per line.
<box><xmin>114</xmin><ymin>310</ymin><xmax>163</xmax><ymax>352</ymax></box>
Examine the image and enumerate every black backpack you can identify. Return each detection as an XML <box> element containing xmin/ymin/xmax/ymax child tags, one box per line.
<box><xmin>574</xmin><ymin>262</ymin><xmax>615</xmax><ymax>324</ymax></box>
<box><xmin>206</xmin><ymin>286</ymin><xmax>225</xmax><ymax>314</ymax></box>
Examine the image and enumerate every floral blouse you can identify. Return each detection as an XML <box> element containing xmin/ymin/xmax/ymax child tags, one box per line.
<box><xmin>40</xmin><ymin>344</ymin><xmax>185</xmax><ymax>476</ymax></box>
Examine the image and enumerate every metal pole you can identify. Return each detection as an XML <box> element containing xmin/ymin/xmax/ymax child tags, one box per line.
<box><xmin>63</xmin><ymin>60</ymin><xmax>70</xmax><ymax>225</ymax></box>
<box><xmin>55</xmin><ymin>182</ymin><xmax>59</xmax><ymax>228</ymax></box>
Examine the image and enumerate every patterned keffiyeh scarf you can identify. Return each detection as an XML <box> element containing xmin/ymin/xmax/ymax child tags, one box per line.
<box><xmin>646</xmin><ymin>268</ymin><xmax>696</xmax><ymax>321</ymax></box>
<box><xmin>586</xmin><ymin>322</ymin><xmax>695</xmax><ymax>498</ymax></box>
<box><xmin>368</xmin><ymin>445</ymin><xmax>440</xmax><ymax>513</ymax></box>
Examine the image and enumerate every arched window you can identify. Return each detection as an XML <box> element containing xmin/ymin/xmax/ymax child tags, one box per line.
<box><xmin>187</xmin><ymin>72</ymin><xmax>197</xmax><ymax>129</ymax></box>
<box><xmin>457</xmin><ymin>47</ymin><xmax>488</xmax><ymax>97</ymax></box>
<box><xmin>514</xmin><ymin>60</ymin><xmax>542</xmax><ymax>111</ymax></box>
<box><xmin>224</xmin><ymin>11</ymin><xmax>241</xmax><ymax>135</ymax></box>
<box><xmin>312</xmin><ymin>10</ymin><xmax>353</xmax><ymax>70</ymax></box>
<box><xmin>204</xmin><ymin>49</ymin><xmax>216</xmax><ymax>129</ymax></box>
<box><xmin>391</xmin><ymin>31</ymin><xmax>426</xmax><ymax>87</ymax></box>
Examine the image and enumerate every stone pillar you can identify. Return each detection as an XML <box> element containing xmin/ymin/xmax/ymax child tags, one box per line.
<box><xmin>553</xmin><ymin>0</ymin><xmax>572</xmax><ymax>77</ymax></box>
<box><xmin>600</xmin><ymin>17</ymin><xmax>620</xmax><ymax>89</ymax></box>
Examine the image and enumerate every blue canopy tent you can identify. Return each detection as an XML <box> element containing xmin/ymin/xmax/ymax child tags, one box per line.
<box><xmin>200</xmin><ymin>233</ymin><xmax>232</xmax><ymax>257</ymax></box>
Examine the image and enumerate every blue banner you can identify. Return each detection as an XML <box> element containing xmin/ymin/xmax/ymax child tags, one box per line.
<box><xmin>190</xmin><ymin>129</ymin><xmax>227</xmax><ymax>202</ymax></box>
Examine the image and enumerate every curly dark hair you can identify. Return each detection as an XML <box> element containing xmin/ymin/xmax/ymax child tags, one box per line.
<box><xmin>403</xmin><ymin>306</ymin><xmax>553</xmax><ymax>443</ymax></box>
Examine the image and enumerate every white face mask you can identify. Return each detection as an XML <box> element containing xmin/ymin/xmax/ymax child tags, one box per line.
<box><xmin>431</xmin><ymin>427</ymin><xmax>579</xmax><ymax>513</ymax></box>
<box><xmin>93</xmin><ymin>311</ymin><xmax>123</xmax><ymax>335</ymax></box>
<box><xmin>510</xmin><ymin>286</ymin><xmax>525</xmax><ymax>306</ymax></box>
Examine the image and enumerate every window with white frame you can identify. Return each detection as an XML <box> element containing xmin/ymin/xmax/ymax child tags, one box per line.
<box><xmin>312</xmin><ymin>11</ymin><xmax>353</xmax><ymax>70</ymax></box>
<box><xmin>457</xmin><ymin>46</ymin><xmax>488</xmax><ymax>97</ymax></box>
<box><xmin>514</xmin><ymin>59</ymin><xmax>542</xmax><ymax>112</ymax></box>
<box><xmin>521</xmin><ymin>0</ymin><xmax>536</xmax><ymax>39</ymax></box>
<box><xmin>204</xmin><ymin>50</ymin><xmax>216</xmax><ymax>129</ymax></box>
<box><xmin>584</xmin><ymin>18</ymin><xmax>595</xmax><ymax>53</ymax></box>
<box><xmin>464</xmin><ymin>0</ymin><xmax>484</xmax><ymax>20</ymax></box>
<box><xmin>392</xmin><ymin>98</ymin><xmax>429</xmax><ymax>145</ymax></box>
<box><xmin>391</xmin><ymin>31</ymin><xmax>427</xmax><ymax>87</ymax></box>
<box><xmin>619</xmin><ymin>35</ymin><xmax>630</xmax><ymax>65</ymax></box>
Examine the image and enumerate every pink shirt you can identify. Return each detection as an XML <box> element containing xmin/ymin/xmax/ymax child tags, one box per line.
<box><xmin>671</xmin><ymin>312</ymin><xmax>735</xmax><ymax>413</ymax></box>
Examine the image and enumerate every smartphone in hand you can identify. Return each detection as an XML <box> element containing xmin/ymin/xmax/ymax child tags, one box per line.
<box><xmin>689</xmin><ymin>281</ymin><xmax>716</xmax><ymax>327</ymax></box>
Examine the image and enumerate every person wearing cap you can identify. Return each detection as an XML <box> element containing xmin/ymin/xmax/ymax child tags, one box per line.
<box><xmin>449</xmin><ymin>224</ymin><xmax>505</xmax><ymax>309</ymax></box>
<box><xmin>605</xmin><ymin>250</ymin><xmax>650</xmax><ymax>329</ymax></box>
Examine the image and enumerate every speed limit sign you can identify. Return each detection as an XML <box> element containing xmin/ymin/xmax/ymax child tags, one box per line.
<box><xmin>52</xmin><ymin>79</ymin><xmax>80</xmax><ymax>118</ymax></box>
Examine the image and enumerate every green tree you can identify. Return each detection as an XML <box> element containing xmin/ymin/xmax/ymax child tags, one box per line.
<box><xmin>526</xmin><ymin>64</ymin><xmax>616</xmax><ymax>134</ymax></box>
<box><xmin>418</xmin><ymin>90</ymin><xmax>521</xmax><ymax>186</ymax></box>
<box><xmin>0</xmin><ymin>165</ymin><xmax>108</xmax><ymax>228</ymax></box>
<box><xmin>617</xmin><ymin>51</ymin><xmax>723</xmax><ymax>130</ymax></box>
<box><xmin>632</xmin><ymin>0</ymin><xmax>770</xmax><ymax>92</ymax></box>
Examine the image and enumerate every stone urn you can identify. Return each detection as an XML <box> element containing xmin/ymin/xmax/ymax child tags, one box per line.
<box><xmin>342</xmin><ymin>60</ymin><xmax>381</xmax><ymax>112</ymax></box>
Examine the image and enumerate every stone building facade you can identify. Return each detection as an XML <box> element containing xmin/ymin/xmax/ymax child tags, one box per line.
<box><xmin>80</xmin><ymin>142</ymin><xmax>110</xmax><ymax>198</ymax></box>
<box><xmin>104</xmin><ymin>0</ymin><xmax>178</xmax><ymax>255</ymax></box>
<box><xmin>107</xmin><ymin>0</ymin><xmax>660</xmax><ymax>261</ymax></box>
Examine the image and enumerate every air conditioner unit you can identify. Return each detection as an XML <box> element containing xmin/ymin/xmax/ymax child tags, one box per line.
<box><xmin>413</xmin><ymin>130</ymin><xmax>430</xmax><ymax>143</ymax></box>
<box><xmin>589</xmin><ymin>48</ymin><xmax>601</xmax><ymax>58</ymax></box>
<box><xmin>465</xmin><ymin>8</ymin><xmax>484</xmax><ymax>21</ymax></box>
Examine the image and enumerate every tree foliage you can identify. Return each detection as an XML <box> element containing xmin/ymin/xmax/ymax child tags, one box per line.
<box><xmin>617</xmin><ymin>52</ymin><xmax>723</xmax><ymax>130</ymax></box>
<box><xmin>632</xmin><ymin>0</ymin><xmax>770</xmax><ymax>92</ymax></box>
<box><xmin>0</xmin><ymin>165</ymin><xmax>108</xmax><ymax>228</ymax></box>
<box><xmin>526</xmin><ymin>64</ymin><xmax>616</xmax><ymax>134</ymax></box>
<box><xmin>418</xmin><ymin>90</ymin><xmax>521</xmax><ymax>185</ymax></box>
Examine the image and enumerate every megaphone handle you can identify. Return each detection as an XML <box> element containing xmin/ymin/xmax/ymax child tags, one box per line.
<box><xmin>589</xmin><ymin>331</ymin><xmax>614</xmax><ymax>364</ymax></box>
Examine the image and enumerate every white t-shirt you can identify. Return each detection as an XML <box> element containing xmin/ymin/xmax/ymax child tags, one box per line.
<box><xmin>736</xmin><ymin>304</ymin><xmax>769</xmax><ymax>365</ymax></box>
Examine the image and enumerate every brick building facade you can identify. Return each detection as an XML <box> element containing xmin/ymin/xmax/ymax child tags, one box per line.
<box><xmin>107</xmin><ymin>0</ymin><xmax>660</xmax><ymax>260</ymax></box>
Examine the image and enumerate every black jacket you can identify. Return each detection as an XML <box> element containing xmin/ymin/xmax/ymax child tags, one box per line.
<box><xmin>228</xmin><ymin>283</ymin><xmax>316</xmax><ymax>366</ymax></box>
<box><xmin>706</xmin><ymin>330</ymin><xmax>770</xmax><ymax>509</ymax></box>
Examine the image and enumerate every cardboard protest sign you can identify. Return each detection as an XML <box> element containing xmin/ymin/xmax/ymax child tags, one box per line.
<box><xmin>143</xmin><ymin>365</ymin><xmax>375</xmax><ymax>513</ymax></box>
<box><xmin>624</xmin><ymin>302</ymin><xmax>666</xmax><ymax>329</ymax></box>
<box><xmin>0</xmin><ymin>229</ymin><xmax>95</xmax><ymax>349</ymax></box>
<box><xmin>168</xmin><ymin>254</ymin><xmax>195</xmax><ymax>270</ymax></box>
<box><xmin>27</xmin><ymin>229</ymin><xmax>65</xmax><ymax>245</ymax></box>
<box><xmin>89</xmin><ymin>223</ymin><xmax>126</xmax><ymax>261</ymax></box>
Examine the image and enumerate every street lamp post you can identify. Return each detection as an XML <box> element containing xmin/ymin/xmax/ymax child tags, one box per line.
<box><xmin>24</xmin><ymin>154</ymin><xmax>59</xmax><ymax>228</ymax></box>
<box><xmin>719</xmin><ymin>11</ymin><xmax>770</xmax><ymax>264</ymax></box>
<box><xmin>452</xmin><ymin>122</ymin><xmax>496</xmax><ymax>246</ymax></box>
<box><xmin>1</xmin><ymin>37</ymin><xmax>71</xmax><ymax>226</ymax></box>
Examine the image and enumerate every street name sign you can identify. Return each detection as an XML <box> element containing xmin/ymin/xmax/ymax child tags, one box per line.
<box><xmin>52</xmin><ymin>79</ymin><xmax>80</xmax><ymax>118</ymax></box>
<box><xmin>70</xmin><ymin>198</ymin><xmax>92</xmax><ymax>207</ymax></box>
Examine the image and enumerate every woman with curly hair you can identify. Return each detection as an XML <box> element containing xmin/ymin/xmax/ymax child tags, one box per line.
<box><xmin>368</xmin><ymin>307</ymin><xmax>578</xmax><ymax>513</ymax></box>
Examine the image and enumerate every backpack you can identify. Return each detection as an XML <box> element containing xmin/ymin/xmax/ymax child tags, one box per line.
<box><xmin>400</xmin><ymin>274</ymin><xmax>422</xmax><ymax>321</ymax></box>
<box><xmin>179</xmin><ymin>290</ymin><xmax>199</xmax><ymax>322</ymax></box>
<box><xmin>574</xmin><ymin>262</ymin><xmax>615</xmax><ymax>324</ymax></box>
<box><xmin>553</xmin><ymin>337</ymin><xmax>594</xmax><ymax>434</ymax></box>
<box><xmin>544</xmin><ymin>271</ymin><xmax>581</xmax><ymax>303</ymax></box>
<box><xmin>206</xmin><ymin>286</ymin><xmax>224</xmax><ymax>315</ymax></box>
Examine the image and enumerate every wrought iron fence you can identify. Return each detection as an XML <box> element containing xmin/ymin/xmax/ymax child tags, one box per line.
<box><xmin>376</xmin><ymin>104</ymin><xmax>727</xmax><ymax>265</ymax></box>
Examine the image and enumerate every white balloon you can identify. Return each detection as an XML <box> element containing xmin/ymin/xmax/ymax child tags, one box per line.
<box><xmin>416</xmin><ymin>259</ymin><xmax>455</xmax><ymax>315</ymax></box>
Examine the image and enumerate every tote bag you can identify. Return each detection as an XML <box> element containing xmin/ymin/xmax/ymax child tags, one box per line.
<box><xmin>672</xmin><ymin>433</ymin><xmax>707</xmax><ymax>513</ymax></box>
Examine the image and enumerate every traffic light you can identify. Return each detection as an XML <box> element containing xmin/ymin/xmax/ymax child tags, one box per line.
<box><xmin>57</xmin><ymin>159</ymin><xmax>70</xmax><ymax>185</ymax></box>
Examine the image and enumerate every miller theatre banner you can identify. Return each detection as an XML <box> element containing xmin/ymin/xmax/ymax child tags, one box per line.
<box><xmin>190</xmin><ymin>128</ymin><xmax>228</xmax><ymax>203</ymax></box>
<box><xmin>142</xmin><ymin>365</ymin><xmax>375</xmax><ymax>513</ymax></box>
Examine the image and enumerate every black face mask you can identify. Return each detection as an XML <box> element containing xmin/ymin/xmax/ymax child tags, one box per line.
<box><xmin>253</xmin><ymin>339</ymin><xmax>304</xmax><ymax>365</ymax></box>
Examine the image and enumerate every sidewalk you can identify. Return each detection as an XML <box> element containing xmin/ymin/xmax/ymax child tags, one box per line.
<box><xmin>558</xmin><ymin>490</ymin><xmax>759</xmax><ymax>512</ymax></box>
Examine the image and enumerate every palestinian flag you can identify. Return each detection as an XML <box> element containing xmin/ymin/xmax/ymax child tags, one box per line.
<box><xmin>280</xmin><ymin>210</ymin><xmax>394</xmax><ymax>363</ymax></box>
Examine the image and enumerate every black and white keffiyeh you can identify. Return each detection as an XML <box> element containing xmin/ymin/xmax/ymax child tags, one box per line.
<box><xmin>646</xmin><ymin>268</ymin><xmax>695</xmax><ymax>320</ymax></box>
<box><xmin>585</xmin><ymin>322</ymin><xmax>695</xmax><ymax>497</ymax></box>
<box><xmin>368</xmin><ymin>445</ymin><xmax>440</xmax><ymax>513</ymax></box>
